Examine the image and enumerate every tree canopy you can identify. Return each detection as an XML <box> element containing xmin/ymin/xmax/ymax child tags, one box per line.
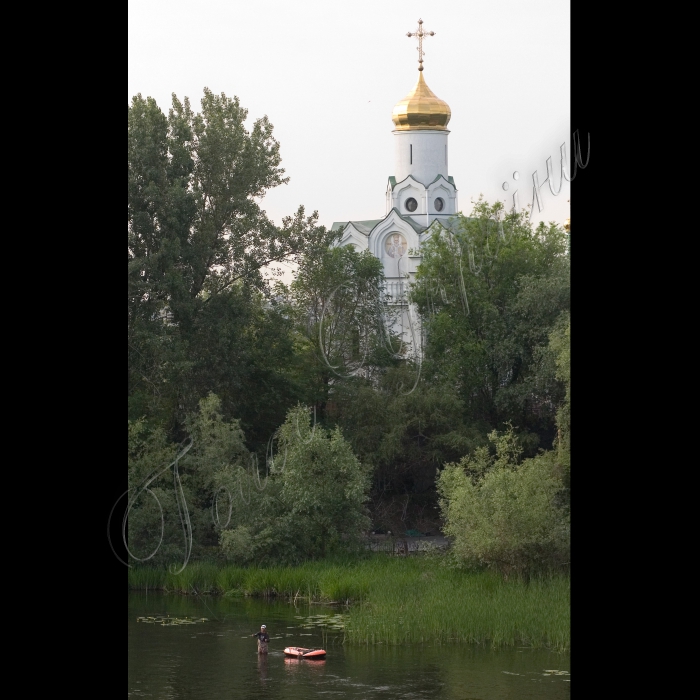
<box><xmin>128</xmin><ymin>89</ymin><xmax>327</xmax><ymax>445</ymax></box>
<box><xmin>127</xmin><ymin>90</ymin><xmax>570</xmax><ymax>568</ymax></box>
<box><xmin>411</xmin><ymin>199</ymin><xmax>570</xmax><ymax>453</ymax></box>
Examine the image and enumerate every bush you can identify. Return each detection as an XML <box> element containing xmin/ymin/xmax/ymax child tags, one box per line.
<box><xmin>275</xmin><ymin>405</ymin><xmax>372</xmax><ymax>559</ymax></box>
<box><xmin>219</xmin><ymin>525</ymin><xmax>256</xmax><ymax>565</ymax></box>
<box><xmin>437</xmin><ymin>427</ymin><xmax>569</xmax><ymax>577</ymax></box>
<box><xmin>128</xmin><ymin>399</ymin><xmax>372</xmax><ymax>567</ymax></box>
<box><xmin>127</xmin><ymin>393</ymin><xmax>251</xmax><ymax>567</ymax></box>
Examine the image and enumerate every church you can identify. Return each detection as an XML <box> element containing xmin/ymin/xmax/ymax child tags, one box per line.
<box><xmin>331</xmin><ymin>20</ymin><xmax>459</xmax><ymax>356</ymax></box>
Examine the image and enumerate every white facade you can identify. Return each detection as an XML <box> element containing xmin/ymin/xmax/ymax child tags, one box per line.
<box><xmin>386</xmin><ymin>174</ymin><xmax>458</xmax><ymax>227</ymax></box>
<box><xmin>393</xmin><ymin>129</ymin><xmax>449</xmax><ymax>186</ymax></box>
<box><xmin>331</xmin><ymin>73</ymin><xmax>458</xmax><ymax>360</ymax></box>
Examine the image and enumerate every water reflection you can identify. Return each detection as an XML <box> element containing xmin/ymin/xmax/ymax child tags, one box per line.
<box><xmin>283</xmin><ymin>653</ymin><xmax>327</xmax><ymax>690</ymax></box>
<box><xmin>128</xmin><ymin>592</ymin><xmax>569</xmax><ymax>699</ymax></box>
<box><xmin>257</xmin><ymin>653</ymin><xmax>268</xmax><ymax>683</ymax></box>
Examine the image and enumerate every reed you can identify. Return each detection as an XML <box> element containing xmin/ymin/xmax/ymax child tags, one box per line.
<box><xmin>216</xmin><ymin>566</ymin><xmax>247</xmax><ymax>592</ymax></box>
<box><xmin>128</xmin><ymin>556</ymin><xmax>569</xmax><ymax>650</ymax></box>
<box><xmin>161</xmin><ymin>562</ymin><xmax>218</xmax><ymax>593</ymax></box>
<box><xmin>127</xmin><ymin>565</ymin><xmax>166</xmax><ymax>590</ymax></box>
<box><xmin>343</xmin><ymin>561</ymin><xmax>569</xmax><ymax>651</ymax></box>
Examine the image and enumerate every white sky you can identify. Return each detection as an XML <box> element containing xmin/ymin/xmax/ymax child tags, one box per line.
<box><xmin>129</xmin><ymin>0</ymin><xmax>571</xmax><ymax>237</ymax></box>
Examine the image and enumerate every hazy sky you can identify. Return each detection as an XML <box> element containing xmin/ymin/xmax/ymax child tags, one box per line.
<box><xmin>128</xmin><ymin>0</ymin><xmax>571</xmax><ymax>233</ymax></box>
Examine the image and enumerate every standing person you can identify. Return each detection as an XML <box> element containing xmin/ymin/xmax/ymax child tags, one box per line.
<box><xmin>251</xmin><ymin>624</ymin><xmax>269</xmax><ymax>654</ymax></box>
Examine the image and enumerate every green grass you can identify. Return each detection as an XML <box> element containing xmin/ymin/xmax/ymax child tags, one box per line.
<box><xmin>128</xmin><ymin>556</ymin><xmax>569</xmax><ymax>651</ymax></box>
<box><xmin>341</xmin><ymin>558</ymin><xmax>569</xmax><ymax>651</ymax></box>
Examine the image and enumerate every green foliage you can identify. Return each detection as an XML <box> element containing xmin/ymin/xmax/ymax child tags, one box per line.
<box><xmin>127</xmin><ymin>419</ymin><xmax>184</xmax><ymax>565</ymax></box>
<box><xmin>548</xmin><ymin>314</ymin><xmax>570</xmax><ymax>474</ymax></box>
<box><xmin>127</xmin><ymin>395</ymin><xmax>373</xmax><ymax>568</ymax></box>
<box><xmin>127</xmin><ymin>394</ymin><xmax>253</xmax><ymax>566</ymax></box>
<box><xmin>182</xmin><ymin>393</ymin><xmax>249</xmax><ymax>494</ymax></box>
<box><xmin>276</xmin><ymin>405</ymin><xmax>372</xmax><ymax>558</ymax></box>
<box><xmin>128</xmin><ymin>99</ymin><xmax>571</xmax><ymax>565</ymax></box>
<box><xmin>412</xmin><ymin>198</ymin><xmax>569</xmax><ymax>451</ymax></box>
<box><xmin>437</xmin><ymin>427</ymin><xmax>569</xmax><ymax>577</ymax></box>
<box><xmin>329</xmin><ymin>375</ymin><xmax>483</xmax><ymax>530</ymax></box>
<box><xmin>284</xmin><ymin>243</ymin><xmax>393</xmax><ymax>410</ymax></box>
<box><xmin>128</xmin><ymin>557</ymin><xmax>569</xmax><ymax>651</ymax></box>
<box><xmin>345</xmin><ymin>560</ymin><xmax>569</xmax><ymax>651</ymax></box>
<box><xmin>128</xmin><ymin>89</ymin><xmax>328</xmax><ymax>445</ymax></box>
<box><xmin>218</xmin><ymin>526</ymin><xmax>255</xmax><ymax>565</ymax></box>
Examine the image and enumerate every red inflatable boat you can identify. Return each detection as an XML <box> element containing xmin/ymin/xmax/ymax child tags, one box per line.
<box><xmin>284</xmin><ymin>646</ymin><xmax>327</xmax><ymax>659</ymax></box>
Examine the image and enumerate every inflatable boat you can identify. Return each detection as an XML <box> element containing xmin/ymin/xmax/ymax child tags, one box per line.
<box><xmin>283</xmin><ymin>646</ymin><xmax>327</xmax><ymax>659</ymax></box>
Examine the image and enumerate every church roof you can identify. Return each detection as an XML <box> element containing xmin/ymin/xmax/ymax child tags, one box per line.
<box><xmin>426</xmin><ymin>216</ymin><xmax>468</xmax><ymax>233</ymax></box>
<box><xmin>387</xmin><ymin>208</ymin><xmax>428</xmax><ymax>233</ymax></box>
<box><xmin>391</xmin><ymin>71</ymin><xmax>451</xmax><ymax>131</ymax></box>
<box><xmin>387</xmin><ymin>174</ymin><xmax>455</xmax><ymax>190</ymax></box>
<box><xmin>331</xmin><ymin>219</ymin><xmax>383</xmax><ymax>234</ymax></box>
<box><xmin>332</xmin><ymin>208</ymin><xmax>428</xmax><ymax>237</ymax></box>
<box><xmin>427</xmin><ymin>173</ymin><xmax>456</xmax><ymax>187</ymax></box>
<box><xmin>427</xmin><ymin>216</ymin><xmax>460</xmax><ymax>231</ymax></box>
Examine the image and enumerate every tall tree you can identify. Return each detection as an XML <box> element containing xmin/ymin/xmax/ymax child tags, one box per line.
<box><xmin>128</xmin><ymin>89</ymin><xmax>327</xmax><ymax>442</ymax></box>
<box><xmin>411</xmin><ymin>199</ymin><xmax>570</xmax><ymax>452</ymax></box>
<box><xmin>285</xmin><ymin>243</ymin><xmax>392</xmax><ymax>414</ymax></box>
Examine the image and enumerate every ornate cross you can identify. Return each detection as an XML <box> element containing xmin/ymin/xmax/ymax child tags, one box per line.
<box><xmin>406</xmin><ymin>18</ymin><xmax>435</xmax><ymax>72</ymax></box>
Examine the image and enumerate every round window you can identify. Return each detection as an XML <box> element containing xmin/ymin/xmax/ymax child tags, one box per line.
<box><xmin>434</xmin><ymin>197</ymin><xmax>444</xmax><ymax>212</ymax></box>
<box><xmin>405</xmin><ymin>197</ymin><xmax>417</xmax><ymax>212</ymax></box>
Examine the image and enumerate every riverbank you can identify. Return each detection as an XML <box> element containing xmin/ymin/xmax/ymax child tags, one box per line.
<box><xmin>128</xmin><ymin>556</ymin><xmax>569</xmax><ymax>651</ymax></box>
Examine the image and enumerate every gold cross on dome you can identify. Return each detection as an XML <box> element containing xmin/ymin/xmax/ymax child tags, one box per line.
<box><xmin>406</xmin><ymin>18</ymin><xmax>435</xmax><ymax>71</ymax></box>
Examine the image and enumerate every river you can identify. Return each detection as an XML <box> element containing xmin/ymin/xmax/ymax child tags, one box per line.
<box><xmin>128</xmin><ymin>592</ymin><xmax>570</xmax><ymax>698</ymax></box>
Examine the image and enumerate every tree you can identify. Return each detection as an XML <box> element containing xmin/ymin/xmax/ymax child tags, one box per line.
<box><xmin>284</xmin><ymin>243</ymin><xmax>393</xmax><ymax>414</ymax></box>
<box><xmin>329</xmin><ymin>374</ymin><xmax>482</xmax><ymax>532</ymax></box>
<box><xmin>437</xmin><ymin>426</ymin><xmax>570</xmax><ymax>577</ymax></box>
<box><xmin>275</xmin><ymin>405</ymin><xmax>371</xmax><ymax>558</ymax></box>
<box><xmin>128</xmin><ymin>89</ymin><xmax>328</xmax><ymax>442</ymax></box>
<box><xmin>411</xmin><ymin>198</ymin><xmax>570</xmax><ymax>452</ymax></box>
<box><xmin>127</xmin><ymin>418</ymin><xmax>181</xmax><ymax>566</ymax></box>
<box><xmin>127</xmin><ymin>393</ymin><xmax>251</xmax><ymax>566</ymax></box>
<box><xmin>548</xmin><ymin>314</ymin><xmax>570</xmax><ymax>488</ymax></box>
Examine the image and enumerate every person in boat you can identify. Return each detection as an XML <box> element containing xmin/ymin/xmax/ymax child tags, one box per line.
<box><xmin>251</xmin><ymin>624</ymin><xmax>269</xmax><ymax>654</ymax></box>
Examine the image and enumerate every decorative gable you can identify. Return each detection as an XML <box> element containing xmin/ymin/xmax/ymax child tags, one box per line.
<box><xmin>387</xmin><ymin>174</ymin><xmax>426</xmax><ymax>216</ymax></box>
<box><xmin>338</xmin><ymin>223</ymin><xmax>370</xmax><ymax>251</ymax></box>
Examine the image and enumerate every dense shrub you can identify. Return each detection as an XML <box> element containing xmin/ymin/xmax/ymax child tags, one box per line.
<box><xmin>437</xmin><ymin>427</ymin><xmax>569</xmax><ymax>577</ymax></box>
<box><xmin>275</xmin><ymin>404</ymin><xmax>372</xmax><ymax>558</ymax></box>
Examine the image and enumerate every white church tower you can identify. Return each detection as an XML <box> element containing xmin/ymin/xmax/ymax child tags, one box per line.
<box><xmin>332</xmin><ymin>19</ymin><xmax>458</xmax><ymax>357</ymax></box>
<box><xmin>386</xmin><ymin>64</ymin><xmax>457</xmax><ymax>226</ymax></box>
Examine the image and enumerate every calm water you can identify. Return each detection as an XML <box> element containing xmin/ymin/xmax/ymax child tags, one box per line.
<box><xmin>128</xmin><ymin>592</ymin><xmax>570</xmax><ymax>699</ymax></box>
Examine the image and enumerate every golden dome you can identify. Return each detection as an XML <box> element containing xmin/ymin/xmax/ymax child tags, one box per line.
<box><xmin>392</xmin><ymin>72</ymin><xmax>451</xmax><ymax>131</ymax></box>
